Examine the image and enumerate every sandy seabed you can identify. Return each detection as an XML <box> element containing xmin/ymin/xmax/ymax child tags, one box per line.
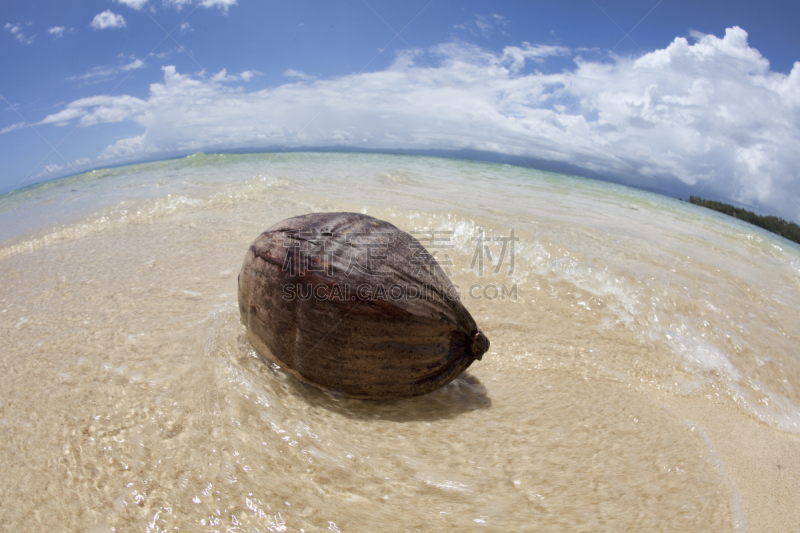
<box><xmin>1</xmin><ymin>153</ymin><xmax>798</xmax><ymax>531</ymax></box>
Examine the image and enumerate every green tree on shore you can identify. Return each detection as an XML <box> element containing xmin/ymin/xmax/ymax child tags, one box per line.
<box><xmin>687</xmin><ymin>196</ymin><xmax>800</xmax><ymax>245</ymax></box>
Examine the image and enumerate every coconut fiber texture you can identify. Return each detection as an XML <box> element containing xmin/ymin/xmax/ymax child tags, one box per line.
<box><xmin>238</xmin><ymin>212</ymin><xmax>490</xmax><ymax>399</ymax></box>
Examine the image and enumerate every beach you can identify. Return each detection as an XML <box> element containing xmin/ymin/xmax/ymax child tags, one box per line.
<box><xmin>1</xmin><ymin>152</ymin><xmax>798</xmax><ymax>531</ymax></box>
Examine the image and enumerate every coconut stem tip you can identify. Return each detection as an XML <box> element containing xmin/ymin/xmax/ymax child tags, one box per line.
<box><xmin>472</xmin><ymin>330</ymin><xmax>490</xmax><ymax>360</ymax></box>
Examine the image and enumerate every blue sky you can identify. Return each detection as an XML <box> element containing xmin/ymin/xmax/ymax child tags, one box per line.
<box><xmin>2</xmin><ymin>0</ymin><xmax>799</xmax><ymax>221</ymax></box>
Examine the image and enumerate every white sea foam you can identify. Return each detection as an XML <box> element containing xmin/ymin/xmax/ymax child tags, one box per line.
<box><xmin>370</xmin><ymin>199</ymin><xmax>800</xmax><ymax>435</ymax></box>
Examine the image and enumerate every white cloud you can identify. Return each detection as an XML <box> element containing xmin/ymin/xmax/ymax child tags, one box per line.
<box><xmin>44</xmin><ymin>163</ymin><xmax>65</xmax><ymax>173</ymax></box>
<box><xmin>25</xmin><ymin>27</ymin><xmax>800</xmax><ymax>221</ymax></box>
<box><xmin>37</xmin><ymin>94</ymin><xmax>148</xmax><ymax>127</ymax></box>
<box><xmin>164</xmin><ymin>0</ymin><xmax>237</xmax><ymax>12</ymax></box>
<box><xmin>210</xmin><ymin>68</ymin><xmax>259</xmax><ymax>83</ymax></box>
<box><xmin>124</xmin><ymin>58</ymin><xmax>145</xmax><ymax>71</ymax></box>
<box><xmin>210</xmin><ymin>68</ymin><xmax>233</xmax><ymax>82</ymax></box>
<box><xmin>198</xmin><ymin>0</ymin><xmax>237</xmax><ymax>10</ymax></box>
<box><xmin>67</xmin><ymin>58</ymin><xmax>145</xmax><ymax>83</ymax></box>
<box><xmin>458</xmin><ymin>14</ymin><xmax>508</xmax><ymax>39</ymax></box>
<box><xmin>502</xmin><ymin>43</ymin><xmax>570</xmax><ymax>72</ymax></box>
<box><xmin>284</xmin><ymin>69</ymin><xmax>315</xmax><ymax>80</ymax></box>
<box><xmin>4</xmin><ymin>22</ymin><xmax>34</xmax><ymax>44</ymax></box>
<box><xmin>30</xmin><ymin>163</ymin><xmax>68</xmax><ymax>181</ymax></box>
<box><xmin>153</xmin><ymin>46</ymin><xmax>185</xmax><ymax>59</ymax></box>
<box><xmin>91</xmin><ymin>11</ymin><xmax>126</xmax><ymax>30</ymax></box>
<box><xmin>116</xmin><ymin>0</ymin><xmax>236</xmax><ymax>13</ymax></box>
<box><xmin>0</xmin><ymin>122</ymin><xmax>27</xmax><ymax>134</ymax></box>
<box><xmin>117</xmin><ymin>0</ymin><xmax>149</xmax><ymax>9</ymax></box>
<box><xmin>100</xmin><ymin>134</ymin><xmax>151</xmax><ymax>160</ymax></box>
<box><xmin>47</xmin><ymin>26</ymin><xmax>72</xmax><ymax>38</ymax></box>
<box><xmin>239</xmin><ymin>70</ymin><xmax>257</xmax><ymax>82</ymax></box>
<box><xmin>180</xmin><ymin>22</ymin><xmax>192</xmax><ymax>34</ymax></box>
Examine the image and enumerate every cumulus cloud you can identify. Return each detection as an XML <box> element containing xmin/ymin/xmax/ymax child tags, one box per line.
<box><xmin>91</xmin><ymin>11</ymin><xmax>126</xmax><ymax>30</ymax></box>
<box><xmin>40</xmin><ymin>93</ymin><xmax>147</xmax><ymax>127</ymax></box>
<box><xmin>20</xmin><ymin>27</ymin><xmax>800</xmax><ymax>221</ymax></box>
<box><xmin>100</xmin><ymin>134</ymin><xmax>150</xmax><ymax>160</ymax></box>
<box><xmin>4</xmin><ymin>22</ymin><xmax>34</xmax><ymax>44</ymax></box>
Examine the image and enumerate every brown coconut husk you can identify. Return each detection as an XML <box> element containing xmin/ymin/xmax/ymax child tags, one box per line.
<box><xmin>238</xmin><ymin>212</ymin><xmax>489</xmax><ymax>399</ymax></box>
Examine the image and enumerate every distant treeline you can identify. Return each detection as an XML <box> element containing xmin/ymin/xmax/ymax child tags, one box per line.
<box><xmin>686</xmin><ymin>196</ymin><xmax>800</xmax><ymax>245</ymax></box>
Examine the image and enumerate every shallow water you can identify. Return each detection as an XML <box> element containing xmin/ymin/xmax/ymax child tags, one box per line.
<box><xmin>2</xmin><ymin>152</ymin><xmax>799</xmax><ymax>531</ymax></box>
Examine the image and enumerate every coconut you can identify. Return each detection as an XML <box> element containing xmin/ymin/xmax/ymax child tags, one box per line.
<box><xmin>237</xmin><ymin>212</ymin><xmax>489</xmax><ymax>399</ymax></box>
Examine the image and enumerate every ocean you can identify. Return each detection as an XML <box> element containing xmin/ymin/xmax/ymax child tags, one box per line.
<box><xmin>1</xmin><ymin>152</ymin><xmax>799</xmax><ymax>531</ymax></box>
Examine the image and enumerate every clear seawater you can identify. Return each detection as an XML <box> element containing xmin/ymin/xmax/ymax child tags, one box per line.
<box><xmin>3</xmin><ymin>151</ymin><xmax>799</xmax><ymax>531</ymax></box>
